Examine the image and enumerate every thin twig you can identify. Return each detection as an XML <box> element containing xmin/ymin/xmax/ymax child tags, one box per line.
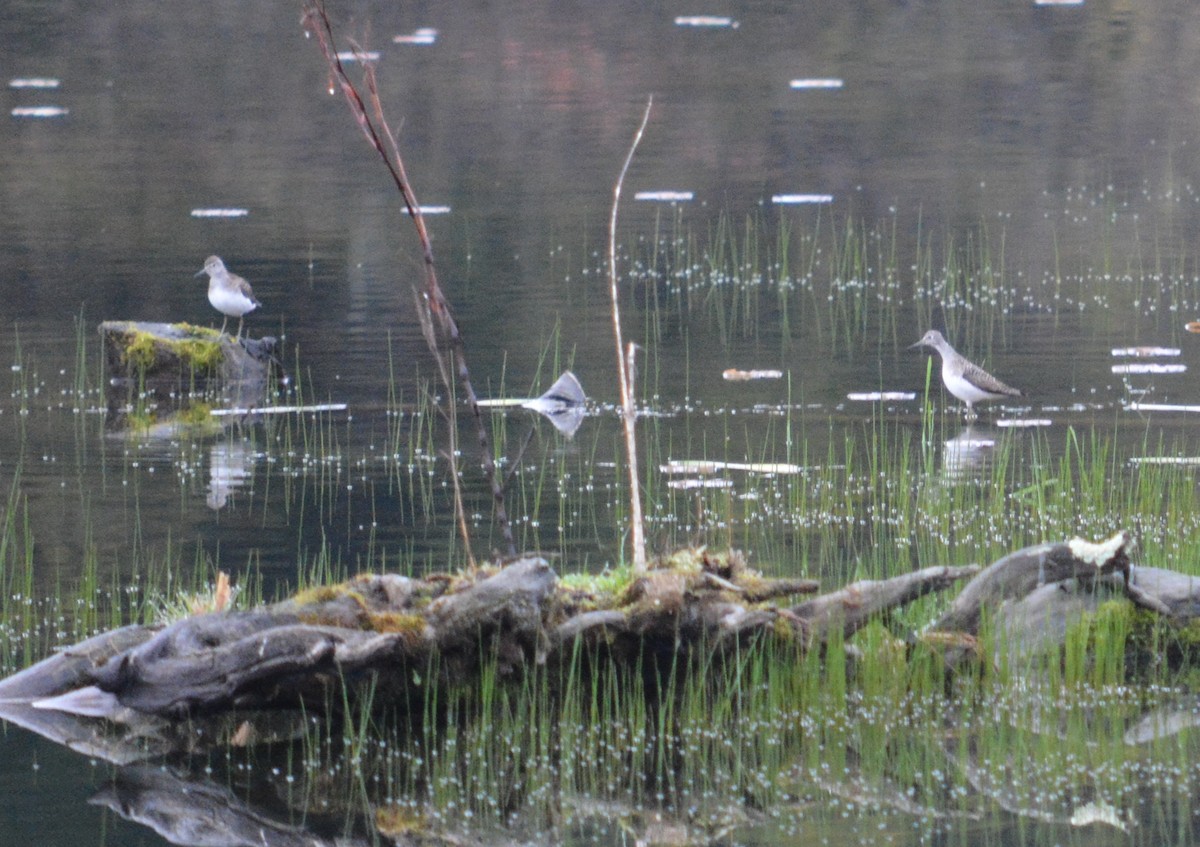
<box><xmin>302</xmin><ymin>2</ymin><xmax>515</xmax><ymax>558</ymax></box>
<box><xmin>609</xmin><ymin>97</ymin><xmax>653</xmax><ymax>573</ymax></box>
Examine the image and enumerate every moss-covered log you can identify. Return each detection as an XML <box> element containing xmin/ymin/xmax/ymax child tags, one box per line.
<box><xmin>7</xmin><ymin>531</ymin><xmax>1195</xmax><ymax>765</ymax></box>
<box><xmin>100</xmin><ymin>320</ymin><xmax>279</xmax><ymax>428</ymax></box>
<box><xmin>0</xmin><ymin>550</ymin><xmax>973</xmax><ymax>728</ymax></box>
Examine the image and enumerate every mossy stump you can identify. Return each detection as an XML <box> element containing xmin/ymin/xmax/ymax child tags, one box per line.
<box><xmin>99</xmin><ymin>321</ymin><xmax>279</xmax><ymax>428</ymax></box>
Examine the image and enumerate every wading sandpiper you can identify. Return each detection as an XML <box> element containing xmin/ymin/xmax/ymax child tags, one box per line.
<box><xmin>910</xmin><ymin>329</ymin><xmax>1022</xmax><ymax>420</ymax></box>
<box><xmin>195</xmin><ymin>255</ymin><xmax>260</xmax><ymax>339</ymax></box>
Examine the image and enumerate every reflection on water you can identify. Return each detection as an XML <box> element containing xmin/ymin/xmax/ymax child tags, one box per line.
<box><xmin>941</xmin><ymin>426</ymin><xmax>998</xmax><ymax>483</ymax></box>
<box><xmin>207</xmin><ymin>439</ymin><xmax>254</xmax><ymax>510</ymax></box>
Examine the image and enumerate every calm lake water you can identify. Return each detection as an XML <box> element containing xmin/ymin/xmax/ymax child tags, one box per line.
<box><xmin>5</xmin><ymin>0</ymin><xmax>1200</xmax><ymax>843</ymax></box>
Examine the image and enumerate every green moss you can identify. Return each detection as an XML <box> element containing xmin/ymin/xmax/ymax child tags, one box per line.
<box><xmin>559</xmin><ymin>565</ymin><xmax>637</xmax><ymax>598</ymax></box>
<box><xmin>124</xmin><ymin>409</ymin><xmax>157</xmax><ymax>433</ymax></box>
<box><xmin>122</xmin><ymin>331</ymin><xmax>160</xmax><ymax>372</ymax></box>
<box><xmin>291</xmin><ymin>583</ymin><xmax>357</xmax><ymax>606</ymax></box>
<box><xmin>375</xmin><ymin>806</ymin><xmax>431</xmax><ymax>838</ymax></box>
<box><xmin>177</xmin><ymin>402</ymin><xmax>213</xmax><ymax>426</ymax></box>
<box><xmin>120</xmin><ymin>327</ymin><xmax>224</xmax><ymax>375</ymax></box>
<box><xmin>366</xmin><ymin>611</ymin><xmax>429</xmax><ymax>646</ymax></box>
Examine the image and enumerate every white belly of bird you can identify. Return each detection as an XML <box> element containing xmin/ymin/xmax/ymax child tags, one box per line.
<box><xmin>942</xmin><ymin>366</ymin><xmax>1002</xmax><ymax>405</ymax></box>
<box><xmin>209</xmin><ymin>285</ymin><xmax>257</xmax><ymax>318</ymax></box>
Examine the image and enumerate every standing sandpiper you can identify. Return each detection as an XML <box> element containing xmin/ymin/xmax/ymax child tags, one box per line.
<box><xmin>195</xmin><ymin>256</ymin><xmax>260</xmax><ymax>339</ymax></box>
<box><xmin>910</xmin><ymin>329</ymin><xmax>1022</xmax><ymax>420</ymax></box>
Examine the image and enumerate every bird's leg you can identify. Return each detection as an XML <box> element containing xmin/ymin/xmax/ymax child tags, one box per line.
<box><xmin>219</xmin><ymin>317</ymin><xmax>229</xmax><ymax>338</ymax></box>
<box><xmin>236</xmin><ymin>317</ymin><xmax>244</xmax><ymax>341</ymax></box>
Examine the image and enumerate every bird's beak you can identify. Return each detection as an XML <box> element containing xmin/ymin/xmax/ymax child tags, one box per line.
<box><xmin>194</xmin><ymin>268</ymin><xmax>206</xmax><ymax>277</ymax></box>
<box><xmin>908</xmin><ymin>340</ymin><xmax>926</xmax><ymax>350</ymax></box>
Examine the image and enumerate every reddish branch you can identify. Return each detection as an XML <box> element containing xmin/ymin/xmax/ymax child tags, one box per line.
<box><xmin>301</xmin><ymin>2</ymin><xmax>516</xmax><ymax>557</ymax></box>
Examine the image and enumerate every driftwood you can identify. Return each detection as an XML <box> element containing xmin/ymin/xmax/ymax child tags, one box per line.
<box><xmin>929</xmin><ymin>532</ymin><xmax>1132</xmax><ymax>634</ymax></box>
<box><xmin>8</xmin><ymin>530</ymin><xmax>1200</xmax><ymax>767</ymax></box>
<box><xmin>0</xmin><ymin>551</ymin><xmax>974</xmax><ymax>733</ymax></box>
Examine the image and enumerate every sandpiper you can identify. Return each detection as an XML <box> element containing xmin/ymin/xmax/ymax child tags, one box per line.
<box><xmin>910</xmin><ymin>329</ymin><xmax>1022</xmax><ymax>419</ymax></box>
<box><xmin>195</xmin><ymin>255</ymin><xmax>260</xmax><ymax>339</ymax></box>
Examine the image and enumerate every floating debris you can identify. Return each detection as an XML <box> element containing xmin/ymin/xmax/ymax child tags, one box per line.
<box><xmin>1111</xmin><ymin>346</ymin><xmax>1180</xmax><ymax>357</ymax></box>
<box><xmin>634</xmin><ymin>191</ymin><xmax>694</xmax><ymax>202</ymax></box>
<box><xmin>476</xmin><ymin>371</ymin><xmax>586</xmax><ymax>437</ymax></box>
<box><xmin>393</xmin><ymin>28</ymin><xmax>438</xmax><ymax>45</ymax></box>
<box><xmin>336</xmin><ymin>50</ymin><xmax>381</xmax><ymax>62</ymax></box>
<box><xmin>723</xmin><ymin>368</ymin><xmax>783</xmax><ymax>381</ymax></box>
<box><xmin>661</xmin><ymin>459</ymin><xmax>808</xmax><ymax>475</ymax></box>
<box><xmin>11</xmin><ymin>106</ymin><xmax>68</xmax><ymax>118</ymax></box>
<box><xmin>846</xmin><ymin>391</ymin><xmax>915</xmax><ymax>402</ymax></box>
<box><xmin>1186</xmin><ymin>321</ymin><xmax>1200</xmax><ymax>334</ymax></box>
<box><xmin>190</xmin><ymin>208</ymin><xmax>250</xmax><ymax>218</ymax></box>
<box><xmin>1129</xmin><ymin>456</ymin><xmax>1200</xmax><ymax>466</ymax></box>
<box><xmin>995</xmin><ymin>419</ymin><xmax>1053</xmax><ymax>428</ymax></box>
<box><xmin>674</xmin><ymin>15</ymin><xmax>739</xmax><ymax>28</ymax></box>
<box><xmin>772</xmin><ymin>194</ymin><xmax>833</xmax><ymax>205</ymax></box>
<box><xmin>210</xmin><ymin>403</ymin><xmax>348</xmax><ymax>417</ymax></box>
<box><xmin>403</xmin><ymin>205</ymin><xmax>451</xmax><ymax>215</ymax></box>
<box><xmin>668</xmin><ymin>477</ymin><xmax>734</xmax><ymax>490</ymax></box>
<box><xmin>1128</xmin><ymin>402</ymin><xmax>1200</xmax><ymax>413</ymax></box>
<box><xmin>9</xmin><ymin>78</ymin><xmax>60</xmax><ymax>89</ymax></box>
<box><xmin>789</xmin><ymin>78</ymin><xmax>844</xmax><ymax>89</ymax></box>
<box><xmin>1111</xmin><ymin>363</ymin><xmax>1186</xmax><ymax>375</ymax></box>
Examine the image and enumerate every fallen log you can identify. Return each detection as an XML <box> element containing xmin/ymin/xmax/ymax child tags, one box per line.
<box><xmin>0</xmin><ymin>549</ymin><xmax>976</xmax><ymax>741</ymax></box>
<box><xmin>18</xmin><ymin>534</ymin><xmax>1196</xmax><ymax>766</ymax></box>
<box><xmin>929</xmin><ymin>532</ymin><xmax>1132</xmax><ymax>635</ymax></box>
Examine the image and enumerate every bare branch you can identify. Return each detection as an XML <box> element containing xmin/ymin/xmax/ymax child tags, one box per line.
<box><xmin>608</xmin><ymin>97</ymin><xmax>653</xmax><ymax>573</ymax></box>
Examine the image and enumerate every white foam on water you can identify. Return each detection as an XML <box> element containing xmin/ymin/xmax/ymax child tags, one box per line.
<box><xmin>1110</xmin><ymin>346</ymin><xmax>1180</xmax><ymax>357</ymax></box>
<box><xmin>190</xmin><ymin>208</ymin><xmax>250</xmax><ymax>218</ymax></box>
<box><xmin>789</xmin><ymin>79</ymin><xmax>844</xmax><ymax>89</ymax></box>
<box><xmin>674</xmin><ymin>15</ymin><xmax>738</xmax><ymax>28</ymax></box>
<box><xmin>1128</xmin><ymin>402</ymin><xmax>1200</xmax><ymax>413</ymax></box>
<box><xmin>772</xmin><ymin>194</ymin><xmax>833</xmax><ymax>204</ymax></box>
<box><xmin>336</xmin><ymin>51</ymin><xmax>381</xmax><ymax>62</ymax></box>
<box><xmin>11</xmin><ymin>106</ymin><xmax>68</xmax><ymax>117</ymax></box>
<box><xmin>846</xmin><ymin>391</ymin><xmax>916</xmax><ymax>401</ymax></box>
<box><xmin>9</xmin><ymin>78</ymin><xmax>60</xmax><ymax>89</ymax></box>
<box><xmin>723</xmin><ymin>369</ymin><xmax>783</xmax><ymax>381</ymax></box>
<box><xmin>1111</xmin><ymin>363</ymin><xmax>1187</xmax><ymax>374</ymax></box>
<box><xmin>403</xmin><ymin>205</ymin><xmax>451</xmax><ymax>215</ymax></box>
<box><xmin>634</xmin><ymin>191</ymin><xmax>694</xmax><ymax>202</ymax></box>
<box><xmin>393</xmin><ymin>28</ymin><xmax>438</xmax><ymax>45</ymax></box>
<box><xmin>668</xmin><ymin>477</ymin><xmax>734</xmax><ymax>490</ymax></box>
<box><xmin>1130</xmin><ymin>456</ymin><xmax>1200</xmax><ymax>466</ymax></box>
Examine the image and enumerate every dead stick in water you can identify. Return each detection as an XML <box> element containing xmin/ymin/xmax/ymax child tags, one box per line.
<box><xmin>302</xmin><ymin>3</ymin><xmax>515</xmax><ymax>558</ymax></box>
<box><xmin>608</xmin><ymin>97</ymin><xmax>653</xmax><ymax>573</ymax></box>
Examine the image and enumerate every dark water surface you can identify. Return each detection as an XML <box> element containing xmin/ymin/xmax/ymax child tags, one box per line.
<box><xmin>5</xmin><ymin>0</ymin><xmax>1200</xmax><ymax>843</ymax></box>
